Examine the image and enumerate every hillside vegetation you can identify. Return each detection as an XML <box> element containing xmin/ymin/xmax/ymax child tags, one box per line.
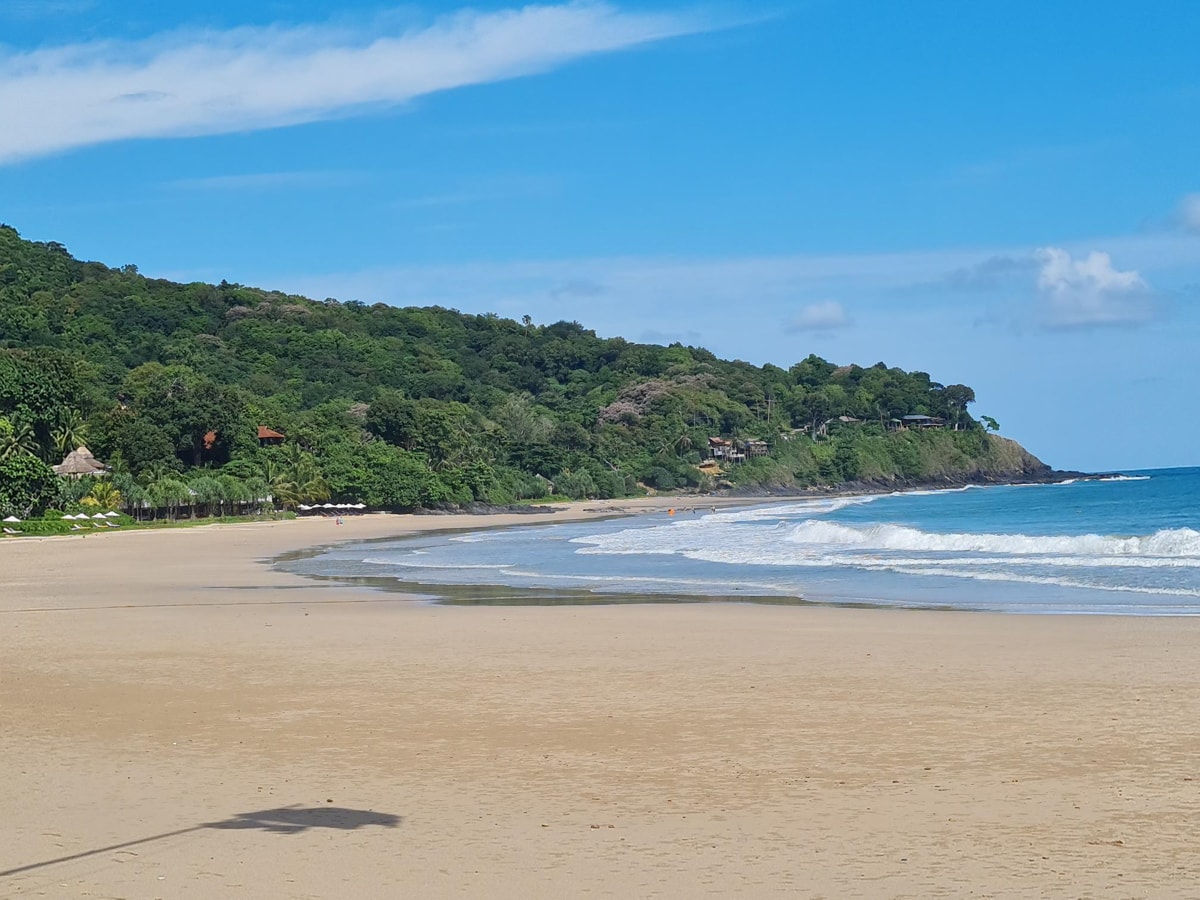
<box><xmin>0</xmin><ymin>225</ymin><xmax>1050</xmax><ymax>517</ymax></box>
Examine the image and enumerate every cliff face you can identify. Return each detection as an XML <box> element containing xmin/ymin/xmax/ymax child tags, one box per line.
<box><xmin>723</xmin><ymin>429</ymin><xmax>1070</xmax><ymax>497</ymax></box>
<box><xmin>971</xmin><ymin>434</ymin><xmax>1055</xmax><ymax>480</ymax></box>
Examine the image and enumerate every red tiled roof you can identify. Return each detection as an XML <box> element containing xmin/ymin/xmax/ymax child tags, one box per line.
<box><xmin>257</xmin><ymin>426</ymin><xmax>285</xmax><ymax>440</ymax></box>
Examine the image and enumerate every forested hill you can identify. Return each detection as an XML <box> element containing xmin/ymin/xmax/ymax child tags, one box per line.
<box><xmin>0</xmin><ymin>224</ymin><xmax>1050</xmax><ymax>515</ymax></box>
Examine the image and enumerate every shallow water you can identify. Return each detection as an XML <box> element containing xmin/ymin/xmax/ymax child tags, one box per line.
<box><xmin>281</xmin><ymin>467</ymin><xmax>1200</xmax><ymax>614</ymax></box>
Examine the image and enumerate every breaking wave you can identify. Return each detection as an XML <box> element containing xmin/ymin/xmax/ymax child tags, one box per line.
<box><xmin>781</xmin><ymin>521</ymin><xmax>1200</xmax><ymax>560</ymax></box>
<box><xmin>289</xmin><ymin>470</ymin><xmax>1200</xmax><ymax>613</ymax></box>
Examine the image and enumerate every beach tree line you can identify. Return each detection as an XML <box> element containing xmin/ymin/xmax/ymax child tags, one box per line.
<box><xmin>0</xmin><ymin>224</ymin><xmax>1013</xmax><ymax>518</ymax></box>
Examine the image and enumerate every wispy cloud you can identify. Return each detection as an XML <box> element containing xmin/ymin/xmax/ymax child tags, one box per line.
<box><xmin>275</xmin><ymin>248</ymin><xmax>993</xmax><ymax>316</ymax></box>
<box><xmin>784</xmin><ymin>300</ymin><xmax>851</xmax><ymax>332</ymax></box>
<box><xmin>260</xmin><ymin>235</ymin><xmax>1198</xmax><ymax>350</ymax></box>
<box><xmin>270</xmin><ymin>240</ymin><xmax>1195</xmax><ymax>316</ymax></box>
<box><xmin>394</xmin><ymin>174</ymin><xmax>561</xmax><ymax>209</ymax></box>
<box><xmin>1175</xmin><ymin>193</ymin><xmax>1200</xmax><ymax>232</ymax></box>
<box><xmin>946</xmin><ymin>139</ymin><xmax>1123</xmax><ymax>185</ymax></box>
<box><xmin>0</xmin><ymin>0</ymin><xmax>94</xmax><ymax>20</ymax></box>
<box><xmin>166</xmin><ymin>170</ymin><xmax>362</xmax><ymax>191</ymax></box>
<box><xmin>0</xmin><ymin>2</ymin><xmax>723</xmax><ymax>164</ymax></box>
<box><xmin>549</xmin><ymin>278</ymin><xmax>607</xmax><ymax>300</ymax></box>
<box><xmin>1034</xmin><ymin>247</ymin><xmax>1154</xmax><ymax>328</ymax></box>
<box><xmin>640</xmin><ymin>327</ymin><xmax>702</xmax><ymax>345</ymax></box>
<box><xmin>941</xmin><ymin>255</ymin><xmax>1037</xmax><ymax>291</ymax></box>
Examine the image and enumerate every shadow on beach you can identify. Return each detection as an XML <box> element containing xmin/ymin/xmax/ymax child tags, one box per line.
<box><xmin>0</xmin><ymin>805</ymin><xmax>401</xmax><ymax>879</ymax></box>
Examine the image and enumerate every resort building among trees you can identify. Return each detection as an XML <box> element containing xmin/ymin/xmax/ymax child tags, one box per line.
<box><xmin>53</xmin><ymin>447</ymin><xmax>110</xmax><ymax>479</ymax></box>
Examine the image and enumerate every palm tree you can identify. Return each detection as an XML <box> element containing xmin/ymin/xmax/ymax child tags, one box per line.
<box><xmin>82</xmin><ymin>481</ymin><xmax>123</xmax><ymax>512</ymax></box>
<box><xmin>262</xmin><ymin>447</ymin><xmax>329</xmax><ymax>509</ymax></box>
<box><xmin>137</xmin><ymin>461</ymin><xmax>176</xmax><ymax>488</ymax></box>
<box><xmin>149</xmin><ymin>477</ymin><xmax>191</xmax><ymax>521</ymax></box>
<box><xmin>0</xmin><ymin>417</ymin><xmax>39</xmax><ymax>461</ymax></box>
<box><xmin>121</xmin><ymin>483</ymin><xmax>149</xmax><ymax>521</ymax></box>
<box><xmin>218</xmin><ymin>474</ymin><xmax>249</xmax><ymax>516</ymax></box>
<box><xmin>243</xmin><ymin>476</ymin><xmax>269</xmax><ymax>514</ymax></box>
<box><xmin>291</xmin><ymin>455</ymin><xmax>330</xmax><ymax>504</ymax></box>
<box><xmin>51</xmin><ymin>409</ymin><xmax>88</xmax><ymax>459</ymax></box>
<box><xmin>188</xmin><ymin>475</ymin><xmax>225</xmax><ymax>518</ymax></box>
<box><xmin>0</xmin><ymin>421</ymin><xmax>20</xmax><ymax>463</ymax></box>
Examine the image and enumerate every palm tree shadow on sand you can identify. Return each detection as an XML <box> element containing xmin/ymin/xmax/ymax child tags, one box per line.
<box><xmin>0</xmin><ymin>805</ymin><xmax>402</xmax><ymax>878</ymax></box>
<box><xmin>208</xmin><ymin>806</ymin><xmax>401</xmax><ymax>835</ymax></box>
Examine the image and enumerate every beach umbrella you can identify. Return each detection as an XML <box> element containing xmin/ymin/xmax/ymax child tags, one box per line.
<box><xmin>322</xmin><ymin>503</ymin><xmax>336</xmax><ymax>509</ymax></box>
<box><xmin>299</xmin><ymin>504</ymin><xmax>312</xmax><ymax>511</ymax></box>
<box><xmin>2</xmin><ymin>515</ymin><xmax>20</xmax><ymax>523</ymax></box>
<box><xmin>104</xmin><ymin>511</ymin><xmax>121</xmax><ymax>518</ymax></box>
<box><xmin>91</xmin><ymin>513</ymin><xmax>107</xmax><ymax>520</ymax></box>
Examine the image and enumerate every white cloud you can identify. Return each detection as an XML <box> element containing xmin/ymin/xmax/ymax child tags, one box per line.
<box><xmin>166</xmin><ymin>170</ymin><xmax>361</xmax><ymax>191</ymax></box>
<box><xmin>1034</xmin><ymin>247</ymin><xmax>1153</xmax><ymax>328</ymax></box>
<box><xmin>270</xmin><ymin>250</ymin><xmax>990</xmax><ymax>322</ymax></box>
<box><xmin>1178</xmin><ymin>193</ymin><xmax>1200</xmax><ymax>232</ymax></box>
<box><xmin>784</xmin><ymin>300</ymin><xmax>851</xmax><ymax>332</ymax></box>
<box><xmin>0</xmin><ymin>2</ymin><xmax>720</xmax><ymax>164</ymax></box>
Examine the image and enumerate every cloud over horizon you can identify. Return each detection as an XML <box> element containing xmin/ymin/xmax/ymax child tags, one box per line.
<box><xmin>784</xmin><ymin>300</ymin><xmax>851</xmax><ymax>332</ymax></box>
<box><xmin>1178</xmin><ymin>193</ymin><xmax>1200</xmax><ymax>233</ymax></box>
<box><xmin>0</xmin><ymin>2</ymin><xmax>719</xmax><ymax>164</ymax></box>
<box><xmin>1035</xmin><ymin>247</ymin><xmax>1153</xmax><ymax>328</ymax></box>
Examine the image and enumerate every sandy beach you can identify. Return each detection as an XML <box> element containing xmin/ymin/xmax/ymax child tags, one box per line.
<box><xmin>3</xmin><ymin>503</ymin><xmax>1199</xmax><ymax>898</ymax></box>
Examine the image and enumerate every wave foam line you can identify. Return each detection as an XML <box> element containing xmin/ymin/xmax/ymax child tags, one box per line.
<box><xmin>784</xmin><ymin>522</ymin><xmax>1200</xmax><ymax>558</ymax></box>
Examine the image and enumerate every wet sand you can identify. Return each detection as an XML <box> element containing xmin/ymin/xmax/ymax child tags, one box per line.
<box><xmin>2</xmin><ymin>506</ymin><xmax>1199</xmax><ymax>898</ymax></box>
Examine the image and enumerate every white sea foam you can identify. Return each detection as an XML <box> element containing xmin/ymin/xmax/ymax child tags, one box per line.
<box><xmin>361</xmin><ymin>558</ymin><xmax>513</xmax><ymax>570</ymax></box>
<box><xmin>579</xmin><ymin>519</ymin><xmax>1200</xmax><ymax>562</ymax></box>
<box><xmin>711</xmin><ymin>495</ymin><xmax>881</xmax><ymax>523</ymax></box>
<box><xmin>864</xmin><ymin>565</ymin><xmax>1200</xmax><ymax>598</ymax></box>
<box><xmin>317</xmin><ymin>470</ymin><xmax>1198</xmax><ymax>612</ymax></box>
<box><xmin>782</xmin><ymin>521</ymin><xmax>1200</xmax><ymax>558</ymax></box>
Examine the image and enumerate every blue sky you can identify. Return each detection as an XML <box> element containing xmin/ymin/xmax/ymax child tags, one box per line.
<box><xmin>1</xmin><ymin>0</ymin><xmax>1198</xmax><ymax>471</ymax></box>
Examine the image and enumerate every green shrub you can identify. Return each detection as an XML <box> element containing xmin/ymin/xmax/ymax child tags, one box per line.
<box><xmin>644</xmin><ymin>466</ymin><xmax>676</xmax><ymax>490</ymax></box>
<box><xmin>556</xmin><ymin>470</ymin><xmax>598</xmax><ymax>500</ymax></box>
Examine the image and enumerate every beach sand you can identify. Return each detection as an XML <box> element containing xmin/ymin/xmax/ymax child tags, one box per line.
<box><xmin>2</xmin><ymin>504</ymin><xmax>1199</xmax><ymax>898</ymax></box>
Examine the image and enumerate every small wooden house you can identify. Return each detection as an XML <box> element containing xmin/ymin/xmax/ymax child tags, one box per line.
<box><xmin>708</xmin><ymin>437</ymin><xmax>734</xmax><ymax>460</ymax></box>
<box><xmin>257</xmin><ymin>426</ymin><xmax>286</xmax><ymax>447</ymax></box>
<box><xmin>743</xmin><ymin>439</ymin><xmax>769</xmax><ymax>458</ymax></box>
<box><xmin>900</xmin><ymin>415</ymin><xmax>946</xmax><ymax>429</ymax></box>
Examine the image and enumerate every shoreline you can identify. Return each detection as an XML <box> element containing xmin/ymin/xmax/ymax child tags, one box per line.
<box><xmin>4</xmin><ymin>493</ymin><xmax>1200</xmax><ymax>896</ymax></box>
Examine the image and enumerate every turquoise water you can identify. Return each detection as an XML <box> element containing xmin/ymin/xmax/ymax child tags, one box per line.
<box><xmin>284</xmin><ymin>467</ymin><xmax>1200</xmax><ymax>614</ymax></box>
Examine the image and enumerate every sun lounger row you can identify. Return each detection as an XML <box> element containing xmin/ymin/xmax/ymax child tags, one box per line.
<box><xmin>1</xmin><ymin>522</ymin><xmax>124</xmax><ymax>536</ymax></box>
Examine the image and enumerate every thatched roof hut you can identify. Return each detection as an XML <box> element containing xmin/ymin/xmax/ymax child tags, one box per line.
<box><xmin>53</xmin><ymin>446</ymin><xmax>110</xmax><ymax>479</ymax></box>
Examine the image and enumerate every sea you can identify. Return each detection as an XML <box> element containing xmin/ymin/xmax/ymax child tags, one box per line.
<box><xmin>282</xmin><ymin>466</ymin><xmax>1200</xmax><ymax>615</ymax></box>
